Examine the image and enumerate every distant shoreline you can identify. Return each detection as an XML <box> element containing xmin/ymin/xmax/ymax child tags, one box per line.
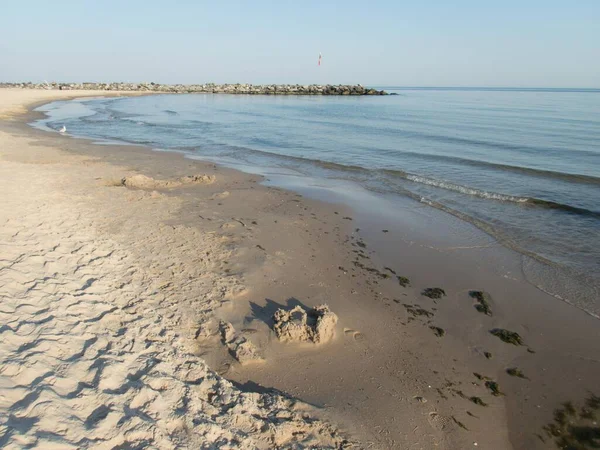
<box><xmin>381</xmin><ymin>86</ymin><xmax>600</xmax><ymax>92</ymax></box>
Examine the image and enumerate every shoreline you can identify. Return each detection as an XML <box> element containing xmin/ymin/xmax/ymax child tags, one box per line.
<box><xmin>2</xmin><ymin>89</ymin><xmax>599</xmax><ymax>449</ymax></box>
<box><xmin>33</xmin><ymin>91</ymin><xmax>600</xmax><ymax>322</ymax></box>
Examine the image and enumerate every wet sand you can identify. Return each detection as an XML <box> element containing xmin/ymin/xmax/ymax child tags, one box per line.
<box><xmin>1</xmin><ymin>89</ymin><xmax>599</xmax><ymax>449</ymax></box>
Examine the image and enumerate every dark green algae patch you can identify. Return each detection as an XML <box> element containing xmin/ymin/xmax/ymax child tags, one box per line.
<box><xmin>422</xmin><ymin>287</ymin><xmax>446</xmax><ymax>299</ymax></box>
<box><xmin>506</xmin><ymin>367</ymin><xmax>529</xmax><ymax>379</ymax></box>
<box><xmin>490</xmin><ymin>328</ymin><xmax>524</xmax><ymax>345</ymax></box>
<box><xmin>474</xmin><ymin>373</ymin><xmax>503</xmax><ymax>397</ymax></box>
<box><xmin>484</xmin><ymin>380</ymin><xmax>504</xmax><ymax>397</ymax></box>
<box><xmin>352</xmin><ymin>260</ymin><xmax>389</xmax><ymax>279</ymax></box>
<box><xmin>470</xmin><ymin>396</ymin><xmax>488</xmax><ymax>407</ymax></box>
<box><xmin>383</xmin><ymin>268</ymin><xmax>411</xmax><ymax>287</ymax></box>
<box><xmin>429</xmin><ymin>326</ymin><xmax>445</xmax><ymax>337</ymax></box>
<box><xmin>397</xmin><ymin>276</ymin><xmax>410</xmax><ymax>287</ymax></box>
<box><xmin>541</xmin><ymin>394</ymin><xmax>600</xmax><ymax>450</ymax></box>
<box><xmin>403</xmin><ymin>304</ymin><xmax>433</xmax><ymax>318</ymax></box>
<box><xmin>469</xmin><ymin>290</ymin><xmax>492</xmax><ymax>316</ymax></box>
<box><xmin>453</xmin><ymin>389</ymin><xmax>488</xmax><ymax>407</ymax></box>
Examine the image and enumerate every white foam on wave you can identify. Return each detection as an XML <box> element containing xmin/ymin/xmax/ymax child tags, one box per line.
<box><xmin>406</xmin><ymin>174</ymin><xmax>529</xmax><ymax>203</ymax></box>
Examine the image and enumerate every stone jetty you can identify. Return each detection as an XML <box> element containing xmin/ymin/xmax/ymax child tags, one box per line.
<box><xmin>0</xmin><ymin>81</ymin><xmax>388</xmax><ymax>96</ymax></box>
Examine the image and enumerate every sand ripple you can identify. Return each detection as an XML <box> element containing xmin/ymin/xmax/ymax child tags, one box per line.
<box><xmin>0</xmin><ymin>135</ymin><xmax>348</xmax><ymax>449</ymax></box>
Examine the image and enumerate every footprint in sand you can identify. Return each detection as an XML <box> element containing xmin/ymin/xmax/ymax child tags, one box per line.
<box><xmin>343</xmin><ymin>328</ymin><xmax>365</xmax><ymax>342</ymax></box>
<box><xmin>427</xmin><ymin>412</ymin><xmax>456</xmax><ymax>432</ymax></box>
<box><xmin>212</xmin><ymin>191</ymin><xmax>230</xmax><ymax>200</ymax></box>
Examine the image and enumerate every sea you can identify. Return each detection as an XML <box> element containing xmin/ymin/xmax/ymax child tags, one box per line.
<box><xmin>33</xmin><ymin>87</ymin><xmax>600</xmax><ymax>316</ymax></box>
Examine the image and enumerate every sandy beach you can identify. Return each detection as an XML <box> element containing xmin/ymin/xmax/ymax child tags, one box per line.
<box><xmin>1</xmin><ymin>89</ymin><xmax>599</xmax><ymax>450</ymax></box>
<box><xmin>0</xmin><ymin>89</ymin><xmax>350</xmax><ymax>449</ymax></box>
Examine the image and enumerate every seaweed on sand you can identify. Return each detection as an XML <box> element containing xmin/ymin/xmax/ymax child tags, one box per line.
<box><xmin>485</xmin><ymin>380</ymin><xmax>504</xmax><ymax>397</ymax></box>
<box><xmin>352</xmin><ymin>261</ymin><xmax>389</xmax><ymax>279</ymax></box>
<box><xmin>490</xmin><ymin>328</ymin><xmax>524</xmax><ymax>346</ymax></box>
<box><xmin>469</xmin><ymin>290</ymin><xmax>492</xmax><ymax>316</ymax></box>
<box><xmin>542</xmin><ymin>394</ymin><xmax>600</xmax><ymax>450</ymax></box>
<box><xmin>430</xmin><ymin>326</ymin><xmax>445</xmax><ymax>337</ymax></box>
<box><xmin>452</xmin><ymin>416</ymin><xmax>469</xmax><ymax>430</ymax></box>
<box><xmin>422</xmin><ymin>288</ymin><xmax>446</xmax><ymax>299</ymax></box>
<box><xmin>404</xmin><ymin>304</ymin><xmax>434</xmax><ymax>318</ymax></box>
<box><xmin>473</xmin><ymin>373</ymin><xmax>491</xmax><ymax>381</ymax></box>
<box><xmin>469</xmin><ymin>396</ymin><xmax>488</xmax><ymax>407</ymax></box>
<box><xmin>397</xmin><ymin>276</ymin><xmax>410</xmax><ymax>287</ymax></box>
<box><xmin>506</xmin><ymin>367</ymin><xmax>529</xmax><ymax>379</ymax></box>
<box><xmin>474</xmin><ymin>374</ymin><xmax>503</xmax><ymax>396</ymax></box>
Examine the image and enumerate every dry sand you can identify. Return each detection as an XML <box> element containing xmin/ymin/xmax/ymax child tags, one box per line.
<box><xmin>1</xmin><ymin>88</ymin><xmax>599</xmax><ymax>450</ymax></box>
<box><xmin>0</xmin><ymin>90</ymin><xmax>351</xmax><ymax>449</ymax></box>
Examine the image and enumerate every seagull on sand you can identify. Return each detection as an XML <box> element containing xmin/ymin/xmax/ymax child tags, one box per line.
<box><xmin>59</xmin><ymin>125</ymin><xmax>66</xmax><ymax>133</ymax></box>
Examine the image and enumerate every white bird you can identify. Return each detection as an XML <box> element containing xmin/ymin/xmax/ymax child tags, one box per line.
<box><xmin>59</xmin><ymin>126</ymin><xmax>66</xmax><ymax>133</ymax></box>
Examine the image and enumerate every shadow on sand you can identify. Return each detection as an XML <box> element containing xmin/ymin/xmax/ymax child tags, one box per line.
<box><xmin>247</xmin><ymin>297</ymin><xmax>311</xmax><ymax>331</ymax></box>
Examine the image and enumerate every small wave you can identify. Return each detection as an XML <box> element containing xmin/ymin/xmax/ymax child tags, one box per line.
<box><xmin>175</xmin><ymin>143</ymin><xmax>600</xmax><ymax>219</ymax></box>
<box><xmin>195</xmin><ymin>143</ymin><xmax>600</xmax><ymax>219</ymax></box>
<box><xmin>464</xmin><ymin>160</ymin><xmax>600</xmax><ymax>185</ymax></box>
<box><xmin>403</xmin><ymin>174</ymin><xmax>600</xmax><ymax>218</ymax></box>
<box><xmin>405</xmin><ymin>174</ymin><xmax>529</xmax><ymax>203</ymax></box>
<box><xmin>164</xmin><ymin>109</ymin><xmax>178</xmax><ymax>115</ymax></box>
<box><xmin>380</xmin><ymin>151</ymin><xmax>600</xmax><ymax>185</ymax></box>
<box><xmin>525</xmin><ymin>198</ymin><xmax>600</xmax><ymax>219</ymax></box>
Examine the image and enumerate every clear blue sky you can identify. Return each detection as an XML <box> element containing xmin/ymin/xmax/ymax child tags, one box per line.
<box><xmin>1</xmin><ymin>0</ymin><xmax>599</xmax><ymax>87</ymax></box>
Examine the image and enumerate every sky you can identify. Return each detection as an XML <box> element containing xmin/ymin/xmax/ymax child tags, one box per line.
<box><xmin>1</xmin><ymin>0</ymin><xmax>599</xmax><ymax>87</ymax></box>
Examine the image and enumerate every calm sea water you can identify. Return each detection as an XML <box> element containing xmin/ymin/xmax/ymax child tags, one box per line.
<box><xmin>35</xmin><ymin>88</ymin><xmax>600</xmax><ymax>315</ymax></box>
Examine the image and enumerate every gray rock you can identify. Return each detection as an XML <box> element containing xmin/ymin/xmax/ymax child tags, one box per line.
<box><xmin>0</xmin><ymin>81</ymin><xmax>388</xmax><ymax>95</ymax></box>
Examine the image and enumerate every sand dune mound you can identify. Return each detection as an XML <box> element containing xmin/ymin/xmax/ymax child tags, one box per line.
<box><xmin>273</xmin><ymin>305</ymin><xmax>338</xmax><ymax>344</ymax></box>
<box><xmin>120</xmin><ymin>173</ymin><xmax>215</xmax><ymax>189</ymax></box>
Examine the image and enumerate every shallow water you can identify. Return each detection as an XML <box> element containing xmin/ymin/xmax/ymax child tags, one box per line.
<box><xmin>34</xmin><ymin>88</ymin><xmax>600</xmax><ymax>315</ymax></box>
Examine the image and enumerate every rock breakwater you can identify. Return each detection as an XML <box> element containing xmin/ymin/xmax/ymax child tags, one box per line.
<box><xmin>1</xmin><ymin>81</ymin><xmax>388</xmax><ymax>95</ymax></box>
